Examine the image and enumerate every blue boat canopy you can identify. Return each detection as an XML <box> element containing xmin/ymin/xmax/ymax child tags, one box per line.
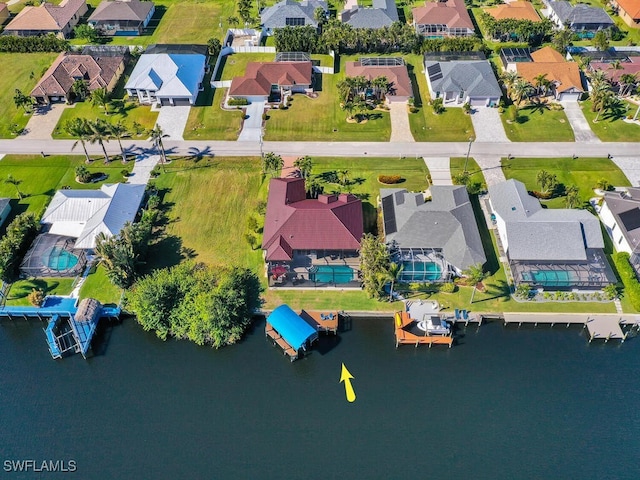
<box><xmin>268</xmin><ymin>305</ymin><xmax>318</xmax><ymax>350</ymax></box>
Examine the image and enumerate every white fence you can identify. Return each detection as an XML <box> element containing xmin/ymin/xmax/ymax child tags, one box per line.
<box><xmin>211</xmin><ymin>80</ymin><xmax>232</xmax><ymax>88</ymax></box>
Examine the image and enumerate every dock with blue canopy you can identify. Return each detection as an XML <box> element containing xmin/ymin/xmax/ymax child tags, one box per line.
<box><xmin>266</xmin><ymin>305</ymin><xmax>319</xmax><ymax>361</ymax></box>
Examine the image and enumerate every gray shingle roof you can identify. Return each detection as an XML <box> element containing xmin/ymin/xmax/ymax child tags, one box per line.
<box><xmin>602</xmin><ymin>188</ymin><xmax>640</xmax><ymax>252</ymax></box>
<box><xmin>381</xmin><ymin>186</ymin><xmax>486</xmax><ymax>271</ymax></box>
<box><xmin>261</xmin><ymin>0</ymin><xmax>327</xmax><ymax>29</ymax></box>
<box><xmin>548</xmin><ymin>1</ymin><xmax>613</xmax><ymax>27</ymax></box>
<box><xmin>425</xmin><ymin>60</ymin><xmax>502</xmax><ymax>98</ymax></box>
<box><xmin>88</xmin><ymin>0</ymin><xmax>154</xmax><ymax>22</ymax></box>
<box><xmin>341</xmin><ymin>0</ymin><xmax>398</xmax><ymax>28</ymax></box>
<box><xmin>488</xmin><ymin>179</ymin><xmax>604</xmax><ymax>262</ymax></box>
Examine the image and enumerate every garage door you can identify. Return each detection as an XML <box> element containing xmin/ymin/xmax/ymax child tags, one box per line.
<box><xmin>173</xmin><ymin>98</ymin><xmax>192</xmax><ymax>106</ymax></box>
<box><xmin>160</xmin><ymin>98</ymin><xmax>171</xmax><ymax>106</ymax></box>
<box><xmin>469</xmin><ymin>97</ymin><xmax>488</xmax><ymax>107</ymax></box>
<box><xmin>559</xmin><ymin>92</ymin><xmax>581</xmax><ymax>102</ymax></box>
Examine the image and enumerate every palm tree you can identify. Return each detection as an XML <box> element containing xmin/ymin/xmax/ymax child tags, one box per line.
<box><xmin>589</xmin><ymin>69</ymin><xmax>610</xmax><ymax>89</ymax></box>
<box><xmin>109</xmin><ymin>120</ymin><xmax>130</xmax><ymax>163</ymax></box>
<box><xmin>594</xmin><ymin>88</ymin><xmax>617</xmax><ymax>122</ymax></box>
<box><xmin>293</xmin><ymin>155</ymin><xmax>313</xmax><ymax>179</ymax></box>
<box><xmin>371</xmin><ymin>76</ymin><xmax>389</xmax><ymax>102</ymax></box>
<box><xmin>87</xmin><ymin>119</ymin><xmax>111</xmax><ymax>163</ymax></box>
<box><xmin>71</xmin><ymin>79</ymin><xmax>89</xmax><ymax>101</ymax></box>
<box><xmin>533</xmin><ymin>73</ymin><xmax>550</xmax><ymax>98</ymax></box>
<box><xmin>5</xmin><ymin>174</ymin><xmax>23</xmax><ymax>200</ymax></box>
<box><xmin>618</xmin><ymin>73</ymin><xmax>637</xmax><ymax>97</ymax></box>
<box><xmin>463</xmin><ymin>263</ymin><xmax>487</xmax><ymax>286</ymax></box>
<box><xmin>511</xmin><ymin>79</ymin><xmax>534</xmax><ymax>108</ymax></box>
<box><xmin>262</xmin><ymin>152</ymin><xmax>283</xmax><ymax>177</ymax></box>
<box><xmin>501</xmin><ymin>71</ymin><xmax>520</xmax><ymax>95</ymax></box>
<box><xmin>64</xmin><ymin>118</ymin><xmax>92</xmax><ymax>163</ymax></box>
<box><xmin>13</xmin><ymin>89</ymin><xmax>34</xmax><ymax>113</ymax></box>
<box><xmin>386</xmin><ymin>262</ymin><xmax>404</xmax><ymax>301</ymax></box>
<box><xmin>90</xmin><ymin>87</ymin><xmax>110</xmax><ymax>115</ymax></box>
<box><xmin>150</xmin><ymin>125</ymin><xmax>168</xmax><ymax>172</ymax></box>
<box><xmin>337</xmin><ymin>77</ymin><xmax>356</xmax><ymax>103</ymax></box>
<box><xmin>343</xmin><ymin>100</ymin><xmax>356</xmax><ymax>121</ymax></box>
<box><xmin>536</xmin><ymin>169</ymin><xmax>556</xmax><ymax>195</ymax></box>
<box><xmin>338</xmin><ymin>169</ymin><xmax>350</xmax><ymax>186</ymax></box>
<box><xmin>565</xmin><ymin>184</ymin><xmax>581</xmax><ymax>209</ymax></box>
<box><xmin>305</xmin><ymin>176</ymin><xmax>324</xmax><ymax>198</ymax></box>
<box><xmin>227</xmin><ymin>16</ymin><xmax>239</xmax><ymax>27</ymax></box>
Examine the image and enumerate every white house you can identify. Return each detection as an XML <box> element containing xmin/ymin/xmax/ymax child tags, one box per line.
<box><xmin>600</xmin><ymin>188</ymin><xmax>640</xmax><ymax>256</ymax></box>
<box><xmin>41</xmin><ymin>183</ymin><xmax>145</xmax><ymax>249</ymax></box>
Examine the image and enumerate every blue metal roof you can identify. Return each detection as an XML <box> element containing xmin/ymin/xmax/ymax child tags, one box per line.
<box><xmin>268</xmin><ymin>305</ymin><xmax>318</xmax><ymax>351</ymax></box>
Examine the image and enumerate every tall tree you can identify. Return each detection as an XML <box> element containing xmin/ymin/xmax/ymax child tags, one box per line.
<box><xmin>463</xmin><ymin>263</ymin><xmax>487</xmax><ymax>286</ymax></box>
<box><xmin>565</xmin><ymin>185</ymin><xmax>581</xmax><ymax>209</ymax></box>
<box><xmin>511</xmin><ymin>79</ymin><xmax>534</xmax><ymax>107</ymax></box>
<box><xmin>150</xmin><ymin>125</ymin><xmax>168</xmax><ymax>171</ymax></box>
<box><xmin>536</xmin><ymin>169</ymin><xmax>557</xmax><ymax>195</ymax></box>
<box><xmin>71</xmin><ymin>79</ymin><xmax>89</xmax><ymax>101</ymax></box>
<box><xmin>359</xmin><ymin>233</ymin><xmax>390</xmax><ymax>300</ymax></box>
<box><xmin>386</xmin><ymin>262</ymin><xmax>404</xmax><ymax>301</ymax></box>
<box><xmin>592</xmin><ymin>30</ymin><xmax>609</xmax><ymax>52</ymax></box>
<box><xmin>262</xmin><ymin>152</ymin><xmax>283</xmax><ymax>177</ymax></box>
<box><xmin>293</xmin><ymin>155</ymin><xmax>313</xmax><ymax>179</ymax></box>
<box><xmin>64</xmin><ymin>118</ymin><xmax>92</xmax><ymax>163</ymax></box>
<box><xmin>5</xmin><ymin>174</ymin><xmax>23</xmax><ymax>200</ymax></box>
<box><xmin>87</xmin><ymin>118</ymin><xmax>112</xmax><ymax>163</ymax></box>
<box><xmin>109</xmin><ymin>120</ymin><xmax>130</xmax><ymax>163</ymax></box>
<box><xmin>13</xmin><ymin>89</ymin><xmax>34</xmax><ymax>113</ymax></box>
<box><xmin>90</xmin><ymin>87</ymin><xmax>110</xmax><ymax>115</ymax></box>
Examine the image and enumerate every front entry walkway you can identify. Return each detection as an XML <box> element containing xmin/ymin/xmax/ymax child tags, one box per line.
<box><xmin>18</xmin><ymin>104</ymin><xmax>69</xmax><ymax>140</ymax></box>
<box><xmin>423</xmin><ymin>157</ymin><xmax>452</xmax><ymax>185</ymax></box>
<box><xmin>474</xmin><ymin>155</ymin><xmax>506</xmax><ymax>186</ymax></box>
<box><xmin>238</xmin><ymin>101</ymin><xmax>265</xmax><ymax>142</ymax></box>
<box><xmin>389</xmin><ymin>102</ymin><xmax>414</xmax><ymax>142</ymax></box>
<box><xmin>470</xmin><ymin>107</ymin><xmax>510</xmax><ymax>142</ymax></box>
<box><xmin>127</xmin><ymin>155</ymin><xmax>160</xmax><ymax>185</ymax></box>
<box><xmin>154</xmin><ymin>105</ymin><xmax>190</xmax><ymax>141</ymax></box>
<box><xmin>611</xmin><ymin>156</ymin><xmax>640</xmax><ymax>186</ymax></box>
<box><xmin>561</xmin><ymin>101</ymin><xmax>599</xmax><ymax>143</ymax></box>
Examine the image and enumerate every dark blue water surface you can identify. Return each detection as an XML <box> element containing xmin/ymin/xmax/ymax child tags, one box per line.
<box><xmin>1</xmin><ymin>317</ymin><xmax>639</xmax><ymax>479</ymax></box>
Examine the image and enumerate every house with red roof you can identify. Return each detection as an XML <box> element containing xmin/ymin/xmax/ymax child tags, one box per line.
<box><xmin>612</xmin><ymin>0</ymin><xmax>640</xmax><ymax>28</ymax></box>
<box><xmin>412</xmin><ymin>0</ymin><xmax>475</xmax><ymax>38</ymax></box>
<box><xmin>262</xmin><ymin>177</ymin><xmax>364</xmax><ymax>287</ymax></box>
<box><xmin>228</xmin><ymin>61</ymin><xmax>313</xmax><ymax>103</ymax></box>
<box><xmin>4</xmin><ymin>0</ymin><xmax>87</xmax><ymax>38</ymax></box>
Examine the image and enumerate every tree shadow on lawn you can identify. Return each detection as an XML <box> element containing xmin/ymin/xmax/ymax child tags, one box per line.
<box><xmin>7</xmin><ymin>278</ymin><xmax>65</xmax><ymax>301</ymax></box>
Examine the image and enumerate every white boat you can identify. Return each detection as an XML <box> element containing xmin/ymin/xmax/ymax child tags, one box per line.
<box><xmin>417</xmin><ymin>315</ymin><xmax>450</xmax><ymax>336</ymax></box>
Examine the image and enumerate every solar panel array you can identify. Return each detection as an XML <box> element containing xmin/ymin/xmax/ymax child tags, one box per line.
<box><xmin>276</xmin><ymin>51</ymin><xmax>311</xmax><ymax>63</ymax></box>
<box><xmin>359</xmin><ymin>57</ymin><xmax>404</xmax><ymax>67</ymax></box>
<box><xmin>285</xmin><ymin>17</ymin><xmax>305</xmax><ymax>26</ymax></box>
<box><xmin>381</xmin><ymin>195</ymin><xmax>397</xmax><ymax>234</ymax></box>
<box><xmin>426</xmin><ymin>63</ymin><xmax>443</xmax><ymax>82</ymax></box>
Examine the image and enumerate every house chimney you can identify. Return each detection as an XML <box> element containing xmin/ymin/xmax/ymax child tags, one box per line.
<box><xmin>338</xmin><ymin>193</ymin><xmax>351</xmax><ymax>203</ymax></box>
<box><xmin>318</xmin><ymin>194</ymin><xmax>338</xmax><ymax>204</ymax></box>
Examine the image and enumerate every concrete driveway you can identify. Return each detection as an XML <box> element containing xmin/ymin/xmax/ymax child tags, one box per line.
<box><xmin>155</xmin><ymin>105</ymin><xmax>190</xmax><ymax>141</ymax></box>
<box><xmin>474</xmin><ymin>155</ymin><xmax>506</xmax><ymax>186</ymax></box>
<box><xmin>238</xmin><ymin>101</ymin><xmax>265</xmax><ymax>142</ymax></box>
<box><xmin>561</xmin><ymin>101</ymin><xmax>599</xmax><ymax>143</ymax></box>
<box><xmin>611</xmin><ymin>156</ymin><xmax>640</xmax><ymax>186</ymax></box>
<box><xmin>470</xmin><ymin>107</ymin><xmax>510</xmax><ymax>143</ymax></box>
<box><xmin>18</xmin><ymin>104</ymin><xmax>69</xmax><ymax>140</ymax></box>
<box><xmin>128</xmin><ymin>155</ymin><xmax>160</xmax><ymax>185</ymax></box>
<box><xmin>423</xmin><ymin>157</ymin><xmax>451</xmax><ymax>185</ymax></box>
<box><xmin>389</xmin><ymin>103</ymin><xmax>414</xmax><ymax>142</ymax></box>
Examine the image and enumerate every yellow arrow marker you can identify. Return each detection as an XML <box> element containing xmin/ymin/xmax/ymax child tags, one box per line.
<box><xmin>339</xmin><ymin>363</ymin><xmax>356</xmax><ymax>403</ymax></box>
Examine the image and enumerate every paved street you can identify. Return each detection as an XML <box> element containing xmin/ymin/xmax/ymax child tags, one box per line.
<box><xmin>561</xmin><ymin>101</ymin><xmax>600</xmax><ymax>143</ymax></box>
<box><xmin>470</xmin><ymin>107</ymin><xmax>510</xmax><ymax>143</ymax></box>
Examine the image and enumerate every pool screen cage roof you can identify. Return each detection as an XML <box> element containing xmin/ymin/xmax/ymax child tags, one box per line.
<box><xmin>510</xmin><ymin>257</ymin><xmax>616</xmax><ymax>289</ymax></box>
<box><xmin>389</xmin><ymin>245</ymin><xmax>452</xmax><ymax>283</ymax></box>
<box><xmin>20</xmin><ymin>233</ymin><xmax>87</xmax><ymax>278</ymax></box>
<box><xmin>359</xmin><ymin>57</ymin><xmax>404</xmax><ymax>67</ymax></box>
<box><xmin>276</xmin><ymin>52</ymin><xmax>311</xmax><ymax>63</ymax></box>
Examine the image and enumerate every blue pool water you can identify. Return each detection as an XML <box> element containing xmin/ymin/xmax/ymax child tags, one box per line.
<box><xmin>43</xmin><ymin>247</ymin><xmax>79</xmax><ymax>271</ymax></box>
<box><xmin>311</xmin><ymin>265</ymin><xmax>354</xmax><ymax>284</ymax></box>
<box><xmin>400</xmin><ymin>261</ymin><xmax>442</xmax><ymax>282</ymax></box>
<box><xmin>523</xmin><ymin>270</ymin><xmax>575</xmax><ymax>287</ymax></box>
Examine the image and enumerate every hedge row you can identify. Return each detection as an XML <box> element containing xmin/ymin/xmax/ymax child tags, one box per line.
<box><xmin>0</xmin><ymin>212</ymin><xmax>39</xmax><ymax>282</ymax></box>
<box><xmin>612</xmin><ymin>252</ymin><xmax>640</xmax><ymax>311</ymax></box>
<box><xmin>228</xmin><ymin>98</ymin><xmax>249</xmax><ymax>106</ymax></box>
<box><xmin>378</xmin><ymin>175</ymin><xmax>402</xmax><ymax>184</ymax></box>
<box><xmin>0</xmin><ymin>35</ymin><xmax>69</xmax><ymax>53</ymax></box>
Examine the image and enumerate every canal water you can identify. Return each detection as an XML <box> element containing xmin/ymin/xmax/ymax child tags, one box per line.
<box><xmin>1</xmin><ymin>316</ymin><xmax>639</xmax><ymax>479</ymax></box>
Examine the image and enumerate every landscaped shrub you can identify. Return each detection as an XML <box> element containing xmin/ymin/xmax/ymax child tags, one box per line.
<box><xmin>409</xmin><ymin>107</ymin><xmax>419</xmax><ymax>114</ymax></box>
<box><xmin>28</xmin><ymin>289</ymin><xmax>45</xmax><ymax>307</ymax></box>
<box><xmin>228</xmin><ymin>98</ymin><xmax>249</xmax><ymax>106</ymax></box>
<box><xmin>439</xmin><ymin>282</ymin><xmax>456</xmax><ymax>293</ymax></box>
<box><xmin>0</xmin><ymin>35</ymin><xmax>68</xmax><ymax>53</ymax></box>
<box><xmin>612</xmin><ymin>252</ymin><xmax>640</xmax><ymax>310</ymax></box>
<box><xmin>377</xmin><ymin>174</ymin><xmax>402</xmax><ymax>184</ymax></box>
<box><xmin>0</xmin><ymin>212</ymin><xmax>39</xmax><ymax>282</ymax></box>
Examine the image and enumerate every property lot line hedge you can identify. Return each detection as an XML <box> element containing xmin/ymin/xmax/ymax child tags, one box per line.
<box><xmin>612</xmin><ymin>252</ymin><xmax>640</xmax><ymax>311</ymax></box>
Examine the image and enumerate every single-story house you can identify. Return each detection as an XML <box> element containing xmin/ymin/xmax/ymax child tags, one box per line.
<box><xmin>3</xmin><ymin>0</ymin><xmax>87</xmax><ymax>38</ymax></box>
<box><xmin>341</xmin><ymin>0</ymin><xmax>398</xmax><ymax>29</ymax></box>
<box><xmin>424</xmin><ymin>56</ymin><xmax>502</xmax><ymax>106</ymax></box>
<box><xmin>125</xmin><ymin>44</ymin><xmax>207</xmax><ymax>106</ymax></box>
<box><xmin>588</xmin><ymin>56</ymin><xmax>640</xmax><ymax>91</ymax></box>
<box><xmin>345</xmin><ymin>58</ymin><xmax>413</xmax><ymax>103</ymax></box>
<box><xmin>380</xmin><ymin>186</ymin><xmax>486</xmax><ymax>283</ymax></box>
<box><xmin>88</xmin><ymin>0</ymin><xmax>155</xmax><ymax>36</ymax></box>
<box><xmin>412</xmin><ymin>0</ymin><xmax>475</xmax><ymax>37</ymax></box>
<box><xmin>483</xmin><ymin>1</ymin><xmax>541</xmax><ymax>22</ymax></box>
<box><xmin>261</xmin><ymin>0</ymin><xmax>327</xmax><ymax>33</ymax></box>
<box><xmin>600</xmin><ymin>188</ymin><xmax>640</xmax><ymax>276</ymax></box>
<box><xmin>489</xmin><ymin>179</ymin><xmax>615</xmax><ymax>289</ymax></box>
<box><xmin>513</xmin><ymin>46</ymin><xmax>584</xmax><ymax>101</ymax></box>
<box><xmin>544</xmin><ymin>0</ymin><xmax>614</xmax><ymax>33</ymax></box>
<box><xmin>0</xmin><ymin>198</ymin><xmax>11</xmax><ymax>228</ymax></box>
<box><xmin>31</xmin><ymin>51</ymin><xmax>125</xmax><ymax>104</ymax></box>
<box><xmin>0</xmin><ymin>3</ymin><xmax>10</xmax><ymax>24</ymax></box>
<box><xmin>41</xmin><ymin>183</ymin><xmax>145</xmax><ymax>250</ymax></box>
<box><xmin>611</xmin><ymin>0</ymin><xmax>640</xmax><ymax>28</ymax></box>
<box><xmin>261</xmin><ymin>177</ymin><xmax>363</xmax><ymax>287</ymax></box>
<box><xmin>228</xmin><ymin>61</ymin><xmax>313</xmax><ymax>103</ymax></box>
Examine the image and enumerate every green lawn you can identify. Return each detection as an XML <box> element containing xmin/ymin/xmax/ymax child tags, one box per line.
<box><xmin>264</xmin><ymin>289</ymin><xmax>403</xmax><ymax>311</ymax></box>
<box><xmin>580</xmin><ymin>100</ymin><xmax>640</xmax><ymax>142</ymax></box>
<box><xmin>450</xmin><ymin>157</ymin><xmax>486</xmax><ymax>189</ymax></box>
<box><xmin>312</xmin><ymin>157</ymin><xmax>429</xmax><ymax>232</ymax></box>
<box><xmin>149</xmin><ymin>158</ymin><xmax>268</xmax><ymax>273</ymax></box>
<box><xmin>5</xmin><ymin>278</ymin><xmax>75</xmax><ymax>306</ymax></box>
<box><xmin>218</xmin><ymin>52</ymin><xmax>277</xmax><ymax>81</ymax></box>
<box><xmin>79</xmin><ymin>264</ymin><xmax>122</xmax><ymax>305</ymax></box>
<box><xmin>404</xmin><ymin>54</ymin><xmax>475</xmax><ymax>142</ymax></box>
<box><xmin>0</xmin><ymin>53</ymin><xmax>60</xmax><ymax>138</ymax></box>
<box><xmin>502</xmin><ymin>157</ymin><xmax>631</xmax><ymax>208</ymax></box>
<box><xmin>184</xmin><ymin>84</ymin><xmax>243</xmax><ymax>140</ymax></box>
<box><xmin>0</xmin><ymin>155</ymin><xmax>134</xmax><ymax>220</ymax></box>
<box><xmin>500</xmin><ymin>104</ymin><xmax>575</xmax><ymax>142</ymax></box>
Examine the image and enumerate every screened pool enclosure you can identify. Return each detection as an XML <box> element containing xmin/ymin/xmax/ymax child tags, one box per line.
<box><xmin>20</xmin><ymin>234</ymin><xmax>87</xmax><ymax>278</ymax></box>
<box><xmin>391</xmin><ymin>247</ymin><xmax>451</xmax><ymax>283</ymax></box>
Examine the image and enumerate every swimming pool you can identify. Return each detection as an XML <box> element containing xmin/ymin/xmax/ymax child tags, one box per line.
<box><xmin>400</xmin><ymin>261</ymin><xmax>443</xmax><ymax>282</ymax></box>
<box><xmin>43</xmin><ymin>247</ymin><xmax>79</xmax><ymax>271</ymax></box>
<box><xmin>522</xmin><ymin>270</ymin><xmax>575</xmax><ymax>287</ymax></box>
<box><xmin>311</xmin><ymin>265</ymin><xmax>355</xmax><ymax>284</ymax></box>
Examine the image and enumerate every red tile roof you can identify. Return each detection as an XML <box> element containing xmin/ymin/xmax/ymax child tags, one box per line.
<box><xmin>615</xmin><ymin>0</ymin><xmax>640</xmax><ymax>20</ymax></box>
<box><xmin>31</xmin><ymin>52</ymin><xmax>124</xmax><ymax>98</ymax></box>
<box><xmin>229</xmin><ymin>61</ymin><xmax>313</xmax><ymax>96</ymax></box>
<box><xmin>345</xmin><ymin>61</ymin><xmax>414</xmax><ymax>98</ymax></box>
<box><xmin>5</xmin><ymin>0</ymin><xmax>86</xmax><ymax>32</ymax></box>
<box><xmin>590</xmin><ymin>57</ymin><xmax>640</xmax><ymax>84</ymax></box>
<box><xmin>412</xmin><ymin>0</ymin><xmax>474</xmax><ymax>30</ymax></box>
<box><xmin>262</xmin><ymin>178</ymin><xmax>364</xmax><ymax>261</ymax></box>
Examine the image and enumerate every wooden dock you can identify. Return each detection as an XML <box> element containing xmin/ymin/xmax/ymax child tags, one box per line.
<box><xmin>265</xmin><ymin>322</ymin><xmax>298</xmax><ymax>361</ymax></box>
<box><xmin>394</xmin><ymin>311</ymin><xmax>453</xmax><ymax>348</ymax></box>
<box><xmin>300</xmin><ymin>310</ymin><xmax>339</xmax><ymax>334</ymax></box>
<box><xmin>502</xmin><ymin>313</ymin><xmax>638</xmax><ymax>343</ymax></box>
